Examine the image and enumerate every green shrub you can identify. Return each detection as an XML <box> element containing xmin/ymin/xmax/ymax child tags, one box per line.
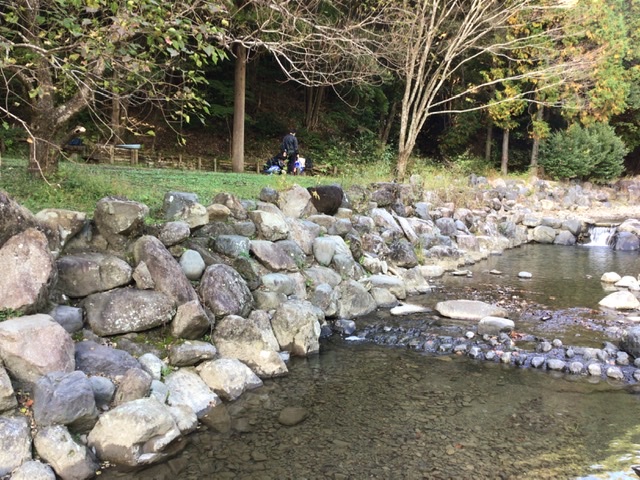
<box><xmin>539</xmin><ymin>123</ymin><xmax>627</xmax><ymax>183</ymax></box>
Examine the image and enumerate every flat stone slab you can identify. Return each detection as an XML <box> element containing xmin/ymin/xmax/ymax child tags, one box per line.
<box><xmin>435</xmin><ymin>300</ymin><xmax>508</xmax><ymax>321</ymax></box>
<box><xmin>390</xmin><ymin>303</ymin><xmax>430</xmax><ymax>316</ymax></box>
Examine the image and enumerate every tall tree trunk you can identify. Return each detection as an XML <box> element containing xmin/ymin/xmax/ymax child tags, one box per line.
<box><xmin>485</xmin><ymin>120</ymin><xmax>493</xmax><ymax>162</ymax></box>
<box><xmin>231</xmin><ymin>43</ymin><xmax>247</xmax><ymax>173</ymax></box>
<box><xmin>304</xmin><ymin>86</ymin><xmax>324</xmax><ymax>131</ymax></box>
<box><xmin>530</xmin><ymin>105</ymin><xmax>544</xmax><ymax>176</ymax></box>
<box><xmin>396</xmin><ymin>148</ymin><xmax>412</xmax><ymax>180</ymax></box>
<box><xmin>28</xmin><ymin>124</ymin><xmax>58</xmax><ymax>177</ymax></box>
<box><xmin>379</xmin><ymin>101</ymin><xmax>398</xmax><ymax>145</ymax></box>
<box><xmin>501</xmin><ymin>128</ymin><xmax>510</xmax><ymax>175</ymax></box>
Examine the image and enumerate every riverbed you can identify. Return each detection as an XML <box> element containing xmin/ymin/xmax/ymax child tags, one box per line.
<box><xmin>100</xmin><ymin>244</ymin><xmax>640</xmax><ymax>480</ymax></box>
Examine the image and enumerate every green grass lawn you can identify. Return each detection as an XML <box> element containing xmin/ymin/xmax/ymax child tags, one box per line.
<box><xmin>0</xmin><ymin>157</ymin><xmax>352</xmax><ymax>218</ymax></box>
<box><xmin>0</xmin><ymin>155</ymin><xmax>497</xmax><ymax>219</ymax></box>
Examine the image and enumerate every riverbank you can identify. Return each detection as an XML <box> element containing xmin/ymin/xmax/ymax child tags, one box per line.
<box><xmin>1</xmin><ymin>175</ymin><xmax>640</xmax><ymax>478</ymax></box>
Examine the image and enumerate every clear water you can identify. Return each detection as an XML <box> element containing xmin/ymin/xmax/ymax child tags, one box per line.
<box><xmin>100</xmin><ymin>244</ymin><xmax>640</xmax><ymax>480</ymax></box>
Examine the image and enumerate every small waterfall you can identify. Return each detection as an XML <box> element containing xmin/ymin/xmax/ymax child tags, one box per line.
<box><xmin>583</xmin><ymin>225</ymin><xmax>617</xmax><ymax>247</ymax></box>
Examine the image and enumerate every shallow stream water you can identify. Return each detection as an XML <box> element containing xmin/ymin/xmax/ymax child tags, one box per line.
<box><xmin>101</xmin><ymin>244</ymin><xmax>640</xmax><ymax>480</ymax></box>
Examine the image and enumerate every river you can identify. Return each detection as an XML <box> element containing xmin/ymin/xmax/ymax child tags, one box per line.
<box><xmin>101</xmin><ymin>243</ymin><xmax>640</xmax><ymax>480</ymax></box>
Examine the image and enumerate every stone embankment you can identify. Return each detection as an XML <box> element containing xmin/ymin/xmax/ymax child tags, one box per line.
<box><xmin>1</xmin><ymin>175</ymin><xmax>640</xmax><ymax>478</ymax></box>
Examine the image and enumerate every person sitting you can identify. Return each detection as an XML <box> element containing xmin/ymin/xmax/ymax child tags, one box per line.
<box><xmin>293</xmin><ymin>156</ymin><xmax>306</xmax><ymax>175</ymax></box>
<box><xmin>263</xmin><ymin>153</ymin><xmax>285</xmax><ymax>175</ymax></box>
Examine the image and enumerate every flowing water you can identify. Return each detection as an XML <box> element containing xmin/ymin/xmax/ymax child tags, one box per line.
<box><xmin>101</xmin><ymin>244</ymin><xmax>640</xmax><ymax>480</ymax></box>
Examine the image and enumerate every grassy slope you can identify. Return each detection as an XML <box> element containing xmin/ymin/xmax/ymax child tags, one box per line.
<box><xmin>0</xmin><ymin>152</ymin><xmax>505</xmax><ymax>219</ymax></box>
<box><xmin>0</xmin><ymin>157</ymin><xmax>377</xmax><ymax>218</ymax></box>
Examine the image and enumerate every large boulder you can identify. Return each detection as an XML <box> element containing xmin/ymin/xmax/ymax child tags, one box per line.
<box><xmin>34</xmin><ymin>425</ymin><xmax>98</xmax><ymax>480</ymax></box>
<box><xmin>56</xmin><ymin>252</ymin><xmax>132</xmax><ymax>298</ymax></box>
<box><xmin>83</xmin><ymin>288</ymin><xmax>176</xmax><ymax>336</ymax></box>
<box><xmin>34</xmin><ymin>208</ymin><xmax>87</xmax><ymax>249</ymax></box>
<box><xmin>0</xmin><ymin>315</ymin><xmax>75</xmax><ymax>388</ymax></box>
<box><xmin>0</xmin><ymin>190</ymin><xmax>56</xmax><ymax>249</ymax></box>
<box><xmin>132</xmin><ymin>235</ymin><xmax>198</xmax><ymax>305</ymax></box>
<box><xmin>0</xmin><ymin>416</ymin><xmax>32</xmax><ymax>477</ymax></box>
<box><xmin>307</xmin><ymin>185</ymin><xmax>344</xmax><ymax>216</ymax></box>
<box><xmin>0</xmin><ymin>228</ymin><xmax>55</xmax><ymax>314</ymax></box>
<box><xmin>33</xmin><ymin>371</ymin><xmax>98</xmax><ymax>432</ymax></box>
<box><xmin>87</xmin><ymin>397</ymin><xmax>184</xmax><ymax>469</ymax></box>
<box><xmin>336</xmin><ymin>280</ymin><xmax>377</xmax><ymax>318</ymax></box>
<box><xmin>75</xmin><ymin>341</ymin><xmax>141</xmax><ymax>378</ymax></box>
<box><xmin>164</xmin><ymin>369</ymin><xmax>221</xmax><ymax>418</ymax></box>
<box><xmin>277</xmin><ymin>185</ymin><xmax>314</xmax><ymax>219</ymax></box>
<box><xmin>271</xmin><ymin>300</ymin><xmax>323</xmax><ymax>356</ymax></box>
<box><xmin>196</xmin><ymin>358</ymin><xmax>263</xmax><ymax>401</ymax></box>
<box><xmin>199</xmin><ymin>264</ymin><xmax>254</xmax><ymax>319</ymax></box>
<box><xmin>212</xmin><ymin>314</ymin><xmax>287</xmax><ymax>378</ymax></box>
<box><xmin>599</xmin><ymin>291</ymin><xmax>640</xmax><ymax>310</ymax></box>
<box><xmin>93</xmin><ymin>197</ymin><xmax>149</xmax><ymax>249</ymax></box>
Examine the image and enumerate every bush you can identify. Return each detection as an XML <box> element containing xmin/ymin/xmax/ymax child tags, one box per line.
<box><xmin>539</xmin><ymin>123</ymin><xmax>627</xmax><ymax>183</ymax></box>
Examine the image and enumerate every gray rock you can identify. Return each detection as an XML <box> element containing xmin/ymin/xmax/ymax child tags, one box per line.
<box><xmin>477</xmin><ymin>317</ymin><xmax>515</xmax><ymax>335</ymax></box>
<box><xmin>0</xmin><ymin>314</ymin><xmax>75</xmax><ymax>388</ymax></box>
<box><xmin>162</xmin><ymin>191</ymin><xmax>198</xmax><ymax>220</ymax></box>
<box><xmin>278</xmin><ymin>407</ymin><xmax>309</xmax><ymax>426</ymax></box>
<box><xmin>531</xmin><ymin>357</ymin><xmax>546</xmax><ymax>368</ymax></box>
<box><xmin>84</xmin><ymin>288</ymin><xmax>176</xmax><ymax>336</ymax></box>
<box><xmin>600</xmin><ymin>291</ymin><xmax>640</xmax><ymax>310</ymax></box>
<box><xmin>272</xmin><ymin>300</ymin><xmax>323</xmax><ymax>356</ymax></box>
<box><xmin>251</xmin><ymin>240</ymin><xmax>298</xmax><ymax>271</ymax></box>
<box><xmin>0</xmin><ymin>416</ymin><xmax>31</xmax><ymax>477</ymax></box>
<box><xmin>0</xmin><ymin>228</ymin><xmax>55</xmax><ymax>314</ymax></box>
<box><xmin>435</xmin><ymin>300</ymin><xmax>508</xmax><ymax>321</ymax></box>
<box><xmin>89</xmin><ymin>376</ymin><xmax>116</xmax><ymax>409</ymax></box>
<box><xmin>164</xmin><ymin>369</ymin><xmax>221</xmax><ymax>418</ymax></box>
<box><xmin>33</xmin><ymin>371</ymin><xmax>98</xmax><ymax>432</ymax></box>
<box><xmin>337</xmin><ymin>280</ymin><xmax>377</xmax><ymax>319</ymax></box>
<box><xmin>48</xmin><ymin>305</ymin><xmax>84</xmax><ymax>333</ymax></box>
<box><xmin>248</xmin><ymin>209</ymin><xmax>289</xmax><ymax>241</ymax></box>
<box><xmin>606</xmin><ymin>366</ymin><xmax>624</xmax><ymax>380</ymax></box>
<box><xmin>133</xmin><ymin>235</ymin><xmax>199</xmax><ymax>305</ymax></box>
<box><xmin>56</xmin><ymin>252</ymin><xmax>132</xmax><ymax>298</ymax></box>
<box><xmin>10</xmin><ymin>460</ymin><xmax>56</xmax><ymax>480</ymax></box>
<box><xmin>113</xmin><ymin>368</ymin><xmax>153</xmax><ymax>406</ymax></box>
<box><xmin>34</xmin><ymin>425</ymin><xmax>98</xmax><ymax>480</ymax></box>
<box><xmin>179</xmin><ymin>249</ymin><xmax>206</xmax><ymax>280</ymax></box>
<box><xmin>213</xmin><ymin>234</ymin><xmax>251</xmax><ymax>258</ymax></box>
<box><xmin>546</xmin><ymin>359</ymin><xmax>566</xmax><ymax>371</ymax></box>
<box><xmin>171</xmin><ymin>299</ymin><xmax>213</xmax><ymax>340</ymax></box>
<box><xmin>0</xmin><ymin>367</ymin><xmax>16</xmax><ymax>413</ymax></box>
<box><xmin>197</xmin><ymin>358</ymin><xmax>263</xmax><ymax>401</ymax></box>
<box><xmin>94</xmin><ymin>197</ymin><xmax>149</xmax><ymax>249</ymax></box>
<box><xmin>87</xmin><ymin>397</ymin><xmax>184</xmax><ymax>468</ymax></box>
<box><xmin>199</xmin><ymin>264</ymin><xmax>254</xmax><ymax>319</ymax></box>
<box><xmin>75</xmin><ymin>340</ymin><xmax>141</xmax><ymax>378</ymax></box>
<box><xmin>157</xmin><ymin>220</ymin><xmax>191</xmax><ymax>247</ymax></box>
<box><xmin>168</xmin><ymin>340</ymin><xmax>217</xmax><ymax>367</ymax></box>
<box><xmin>213</xmin><ymin>314</ymin><xmax>287</xmax><ymax>378</ymax></box>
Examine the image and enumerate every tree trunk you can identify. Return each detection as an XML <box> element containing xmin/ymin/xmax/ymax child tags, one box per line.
<box><xmin>501</xmin><ymin>128</ymin><xmax>510</xmax><ymax>176</ymax></box>
<box><xmin>304</xmin><ymin>87</ymin><xmax>324</xmax><ymax>131</ymax></box>
<box><xmin>231</xmin><ymin>43</ymin><xmax>247</xmax><ymax>173</ymax></box>
<box><xmin>28</xmin><ymin>108</ymin><xmax>59</xmax><ymax>177</ymax></box>
<box><xmin>530</xmin><ymin>105</ymin><xmax>544</xmax><ymax>176</ymax></box>
<box><xmin>379</xmin><ymin>100</ymin><xmax>398</xmax><ymax>145</ymax></box>
<box><xmin>396</xmin><ymin>148</ymin><xmax>411</xmax><ymax>181</ymax></box>
<box><xmin>485</xmin><ymin>120</ymin><xmax>493</xmax><ymax>162</ymax></box>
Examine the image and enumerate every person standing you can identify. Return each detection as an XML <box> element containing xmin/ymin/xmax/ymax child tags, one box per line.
<box><xmin>281</xmin><ymin>129</ymin><xmax>299</xmax><ymax>174</ymax></box>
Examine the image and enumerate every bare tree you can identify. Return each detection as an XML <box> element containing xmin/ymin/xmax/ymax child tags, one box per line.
<box><xmin>381</xmin><ymin>0</ymin><xmax>601</xmax><ymax>179</ymax></box>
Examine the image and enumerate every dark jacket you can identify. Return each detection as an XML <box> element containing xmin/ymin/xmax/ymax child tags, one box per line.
<box><xmin>281</xmin><ymin>133</ymin><xmax>298</xmax><ymax>156</ymax></box>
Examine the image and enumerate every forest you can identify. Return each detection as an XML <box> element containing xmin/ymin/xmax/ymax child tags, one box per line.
<box><xmin>1</xmin><ymin>0</ymin><xmax>639</xmax><ymax>181</ymax></box>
